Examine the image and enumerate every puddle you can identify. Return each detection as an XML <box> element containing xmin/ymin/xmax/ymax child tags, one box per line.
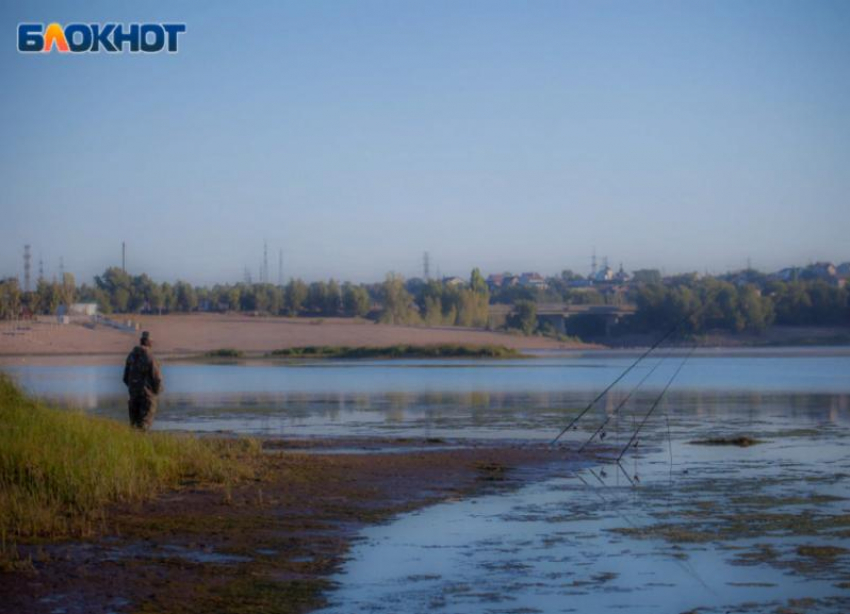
<box><xmin>102</xmin><ymin>542</ymin><xmax>252</xmax><ymax>565</ymax></box>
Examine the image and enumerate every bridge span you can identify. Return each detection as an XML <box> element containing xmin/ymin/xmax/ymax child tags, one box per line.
<box><xmin>489</xmin><ymin>303</ymin><xmax>637</xmax><ymax>336</ymax></box>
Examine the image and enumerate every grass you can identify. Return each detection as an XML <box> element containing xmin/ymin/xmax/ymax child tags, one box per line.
<box><xmin>0</xmin><ymin>373</ymin><xmax>258</xmax><ymax>565</ymax></box>
<box><xmin>267</xmin><ymin>343</ymin><xmax>522</xmax><ymax>359</ymax></box>
<box><xmin>203</xmin><ymin>348</ymin><xmax>244</xmax><ymax>358</ymax></box>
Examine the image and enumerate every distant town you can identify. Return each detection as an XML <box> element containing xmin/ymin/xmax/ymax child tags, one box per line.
<box><xmin>1</xmin><ymin>257</ymin><xmax>848</xmax><ymax>343</ymax></box>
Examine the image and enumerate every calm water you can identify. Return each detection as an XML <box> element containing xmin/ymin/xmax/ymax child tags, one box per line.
<box><xmin>6</xmin><ymin>349</ymin><xmax>850</xmax><ymax>612</ymax></box>
<box><xmin>6</xmin><ymin>350</ymin><xmax>850</xmax><ymax>439</ymax></box>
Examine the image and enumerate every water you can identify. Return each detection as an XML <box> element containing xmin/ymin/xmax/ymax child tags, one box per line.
<box><xmin>6</xmin><ymin>350</ymin><xmax>850</xmax><ymax>439</ymax></box>
<box><xmin>316</xmin><ymin>406</ymin><xmax>850</xmax><ymax>613</ymax></box>
<box><xmin>6</xmin><ymin>349</ymin><xmax>850</xmax><ymax>612</ymax></box>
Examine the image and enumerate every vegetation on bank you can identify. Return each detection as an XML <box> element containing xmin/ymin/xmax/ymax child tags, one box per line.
<box><xmin>204</xmin><ymin>348</ymin><xmax>245</xmax><ymax>359</ymax></box>
<box><xmin>0</xmin><ymin>374</ymin><xmax>258</xmax><ymax>566</ymax></box>
<box><xmin>267</xmin><ymin>344</ymin><xmax>521</xmax><ymax>359</ymax></box>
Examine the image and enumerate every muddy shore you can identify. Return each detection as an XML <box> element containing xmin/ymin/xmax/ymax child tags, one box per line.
<box><xmin>0</xmin><ymin>439</ymin><xmax>584</xmax><ymax>614</ymax></box>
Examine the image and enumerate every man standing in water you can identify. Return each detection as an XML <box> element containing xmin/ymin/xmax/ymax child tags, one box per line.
<box><xmin>123</xmin><ymin>331</ymin><xmax>163</xmax><ymax>431</ymax></box>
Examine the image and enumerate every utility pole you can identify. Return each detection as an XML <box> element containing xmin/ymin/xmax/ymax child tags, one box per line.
<box><xmin>278</xmin><ymin>249</ymin><xmax>283</xmax><ymax>286</ymax></box>
<box><xmin>23</xmin><ymin>245</ymin><xmax>31</xmax><ymax>292</ymax></box>
<box><xmin>423</xmin><ymin>251</ymin><xmax>431</xmax><ymax>280</ymax></box>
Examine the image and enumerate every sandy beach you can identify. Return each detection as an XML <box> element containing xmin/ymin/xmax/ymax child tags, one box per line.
<box><xmin>0</xmin><ymin>313</ymin><xmax>588</xmax><ymax>366</ymax></box>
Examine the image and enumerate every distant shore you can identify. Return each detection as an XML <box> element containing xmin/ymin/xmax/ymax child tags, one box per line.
<box><xmin>0</xmin><ymin>313</ymin><xmax>591</xmax><ymax>366</ymax></box>
<box><xmin>2</xmin><ymin>315</ymin><xmax>848</xmax><ymax>368</ymax></box>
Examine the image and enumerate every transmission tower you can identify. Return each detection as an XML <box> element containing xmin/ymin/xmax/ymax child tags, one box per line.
<box><xmin>23</xmin><ymin>245</ymin><xmax>31</xmax><ymax>292</ymax></box>
<box><xmin>278</xmin><ymin>249</ymin><xmax>283</xmax><ymax>286</ymax></box>
<box><xmin>591</xmin><ymin>248</ymin><xmax>597</xmax><ymax>278</ymax></box>
<box><xmin>122</xmin><ymin>242</ymin><xmax>126</xmax><ymax>273</ymax></box>
<box><xmin>38</xmin><ymin>254</ymin><xmax>45</xmax><ymax>282</ymax></box>
<box><xmin>262</xmin><ymin>242</ymin><xmax>269</xmax><ymax>284</ymax></box>
<box><xmin>423</xmin><ymin>251</ymin><xmax>431</xmax><ymax>280</ymax></box>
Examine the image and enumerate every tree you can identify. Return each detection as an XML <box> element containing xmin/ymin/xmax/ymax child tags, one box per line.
<box><xmin>0</xmin><ymin>278</ymin><xmax>21</xmax><ymax>320</ymax></box>
<box><xmin>507</xmin><ymin>300</ymin><xmax>537</xmax><ymax>335</ymax></box>
<box><xmin>739</xmin><ymin>286</ymin><xmax>774</xmax><ymax>333</ymax></box>
<box><xmin>160</xmin><ymin>283</ymin><xmax>176</xmax><ymax>313</ymax></box>
<box><xmin>632</xmin><ymin>269</ymin><xmax>662</xmax><ymax>285</ymax></box>
<box><xmin>379</xmin><ymin>273</ymin><xmax>419</xmax><ymax>325</ymax></box>
<box><xmin>284</xmin><ymin>279</ymin><xmax>308</xmax><ymax>316</ymax></box>
<box><xmin>174</xmin><ymin>281</ymin><xmax>197</xmax><ymax>312</ymax></box>
<box><xmin>148</xmin><ymin>283</ymin><xmax>164</xmax><ymax>314</ymax></box>
<box><xmin>306</xmin><ymin>281</ymin><xmax>328</xmax><ymax>315</ymax></box>
<box><xmin>59</xmin><ymin>272</ymin><xmax>76</xmax><ymax>307</ymax></box>
<box><xmin>560</xmin><ymin>269</ymin><xmax>583</xmax><ymax>282</ymax></box>
<box><xmin>418</xmin><ymin>280</ymin><xmax>445</xmax><ymax>325</ymax></box>
<box><xmin>325</xmin><ymin>280</ymin><xmax>342</xmax><ymax>316</ymax></box>
<box><xmin>34</xmin><ymin>279</ymin><xmax>61</xmax><ymax>315</ymax></box>
<box><xmin>342</xmin><ymin>283</ymin><xmax>370</xmax><ymax>317</ymax></box>
<box><xmin>95</xmin><ymin>267</ymin><xmax>133</xmax><ymax>313</ymax></box>
<box><xmin>226</xmin><ymin>286</ymin><xmax>241</xmax><ymax>312</ymax></box>
<box><xmin>470</xmin><ymin>268</ymin><xmax>488</xmax><ymax>294</ymax></box>
<box><xmin>455</xmin><ymin>288</ymin><xmax>489</xmax><ymax>327</ymax></box>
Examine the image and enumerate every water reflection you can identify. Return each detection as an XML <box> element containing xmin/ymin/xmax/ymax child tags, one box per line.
<box><xmin>5</xmin><ymin>356</ymin><xmax>850</xmax><ymax>438</ymax></box>
<box><xmin>316</xmin><ymin>394</ymin><xmax>850</xmax><ymax>614</ymax></box>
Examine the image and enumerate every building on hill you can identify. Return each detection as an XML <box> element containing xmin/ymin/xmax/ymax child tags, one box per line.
<box><xmin>802</xmin><ymin>262</ymin><xmax>837</xmax><ymax>282</ymax></box>
<box><xmin>519</xmin><ymin>272</ymin><xmax>547</xmax><ymax>289</ymax></box>
<box><xmin>592</xmin><ymin>265</ymin><xmax>615</xmax><ymax>283</ymax></box>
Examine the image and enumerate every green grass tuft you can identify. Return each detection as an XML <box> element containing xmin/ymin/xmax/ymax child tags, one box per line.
<box><xmin>267</xmin><ymin>343</ymin><xmax>521</xmax><ymax>359</ymax></box>
<box><xmin>204</xmin><ymin>348</ymin><xmax>244</xmax><ymax>358</ymax></box>
<box><xmin>0</xmin><ymin>373</ymin><xmax>257</xmax><ymax>563</ymax></box>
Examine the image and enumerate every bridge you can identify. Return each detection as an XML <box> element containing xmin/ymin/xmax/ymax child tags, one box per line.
<box><xmin>489</xmin><ymin>303</ymin><xmax>637</xmax><ymax>336</ymax></box>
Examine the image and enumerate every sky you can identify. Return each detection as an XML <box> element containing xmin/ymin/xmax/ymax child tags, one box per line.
<box><xmin>1</xmin><ymin>0</ymin><xmax>849</xmax><ymax>285</ymax></box>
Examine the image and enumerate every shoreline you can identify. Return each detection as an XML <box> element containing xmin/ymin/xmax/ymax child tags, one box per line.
<box><xmin>4</xmin><ymin>343</ymin><xmax>850</xmax><ymax>368</ymax></box>
<box><xmin>1</xmin><ymin>437</ymin><xmax>586</xmax><ymax>614</ymax></box>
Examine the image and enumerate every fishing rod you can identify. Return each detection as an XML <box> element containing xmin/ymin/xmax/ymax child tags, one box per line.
<box><xmin>551</xmin><ymin>307</ymin><xmax>701</xmax><ymax>446</ymax></box>
<box><xmin>578</xmin><ymin>349</ymin><xmax>672</xmax><ymax>453</ymax></box>
<box><xmin>575</xmin><ymin>468</ymin><xmax>717</xmax><ymax>595</ymax></box>
<box><xmin>616</xmin><ymin>345</ymin><xmax>697</xmax><ymax>462</ymax></box>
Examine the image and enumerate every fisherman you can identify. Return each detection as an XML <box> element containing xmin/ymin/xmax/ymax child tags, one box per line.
<box><xmin>123</xmin><ymin>331</ymin><xmax>163</xmax><ymax>431</ymax></box>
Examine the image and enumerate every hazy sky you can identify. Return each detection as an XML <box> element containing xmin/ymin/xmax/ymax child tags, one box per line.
<box><xmin>2</xmin><ymin>0</ymin><xmax>848</xmax><ymax>285</ymax></box>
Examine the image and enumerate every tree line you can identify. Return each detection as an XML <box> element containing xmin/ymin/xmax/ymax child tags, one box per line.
<box><xmin>0</xmin><ymin>267</ymin><xmax>490</xmax><ymax>329</ymax></box>
<box><xmin>2</xmin><ymin>266</ymin><xmax>847</xmax><ymax>336</ymax></box>
<box><xmin>627</xmin><ymin>278</ymin><xmax>849</xmax><ymax>335</ymax></box>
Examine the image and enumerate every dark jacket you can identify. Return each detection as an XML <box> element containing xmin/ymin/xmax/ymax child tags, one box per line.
<box><xmin>123</xmin><ymin>346</ymin><xmax>163</xmax><ymax>397</ymax></box>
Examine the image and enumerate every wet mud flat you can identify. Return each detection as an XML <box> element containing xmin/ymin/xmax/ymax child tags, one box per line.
<box><xmin>0</xmin><ymin>439</ymin><xmax>581</xmax><ymax>614</ymax></box>
<box><xmin>314</xmin><ymin>418</ymin><xmax>850</xmax><ymax>614</ymax></box>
